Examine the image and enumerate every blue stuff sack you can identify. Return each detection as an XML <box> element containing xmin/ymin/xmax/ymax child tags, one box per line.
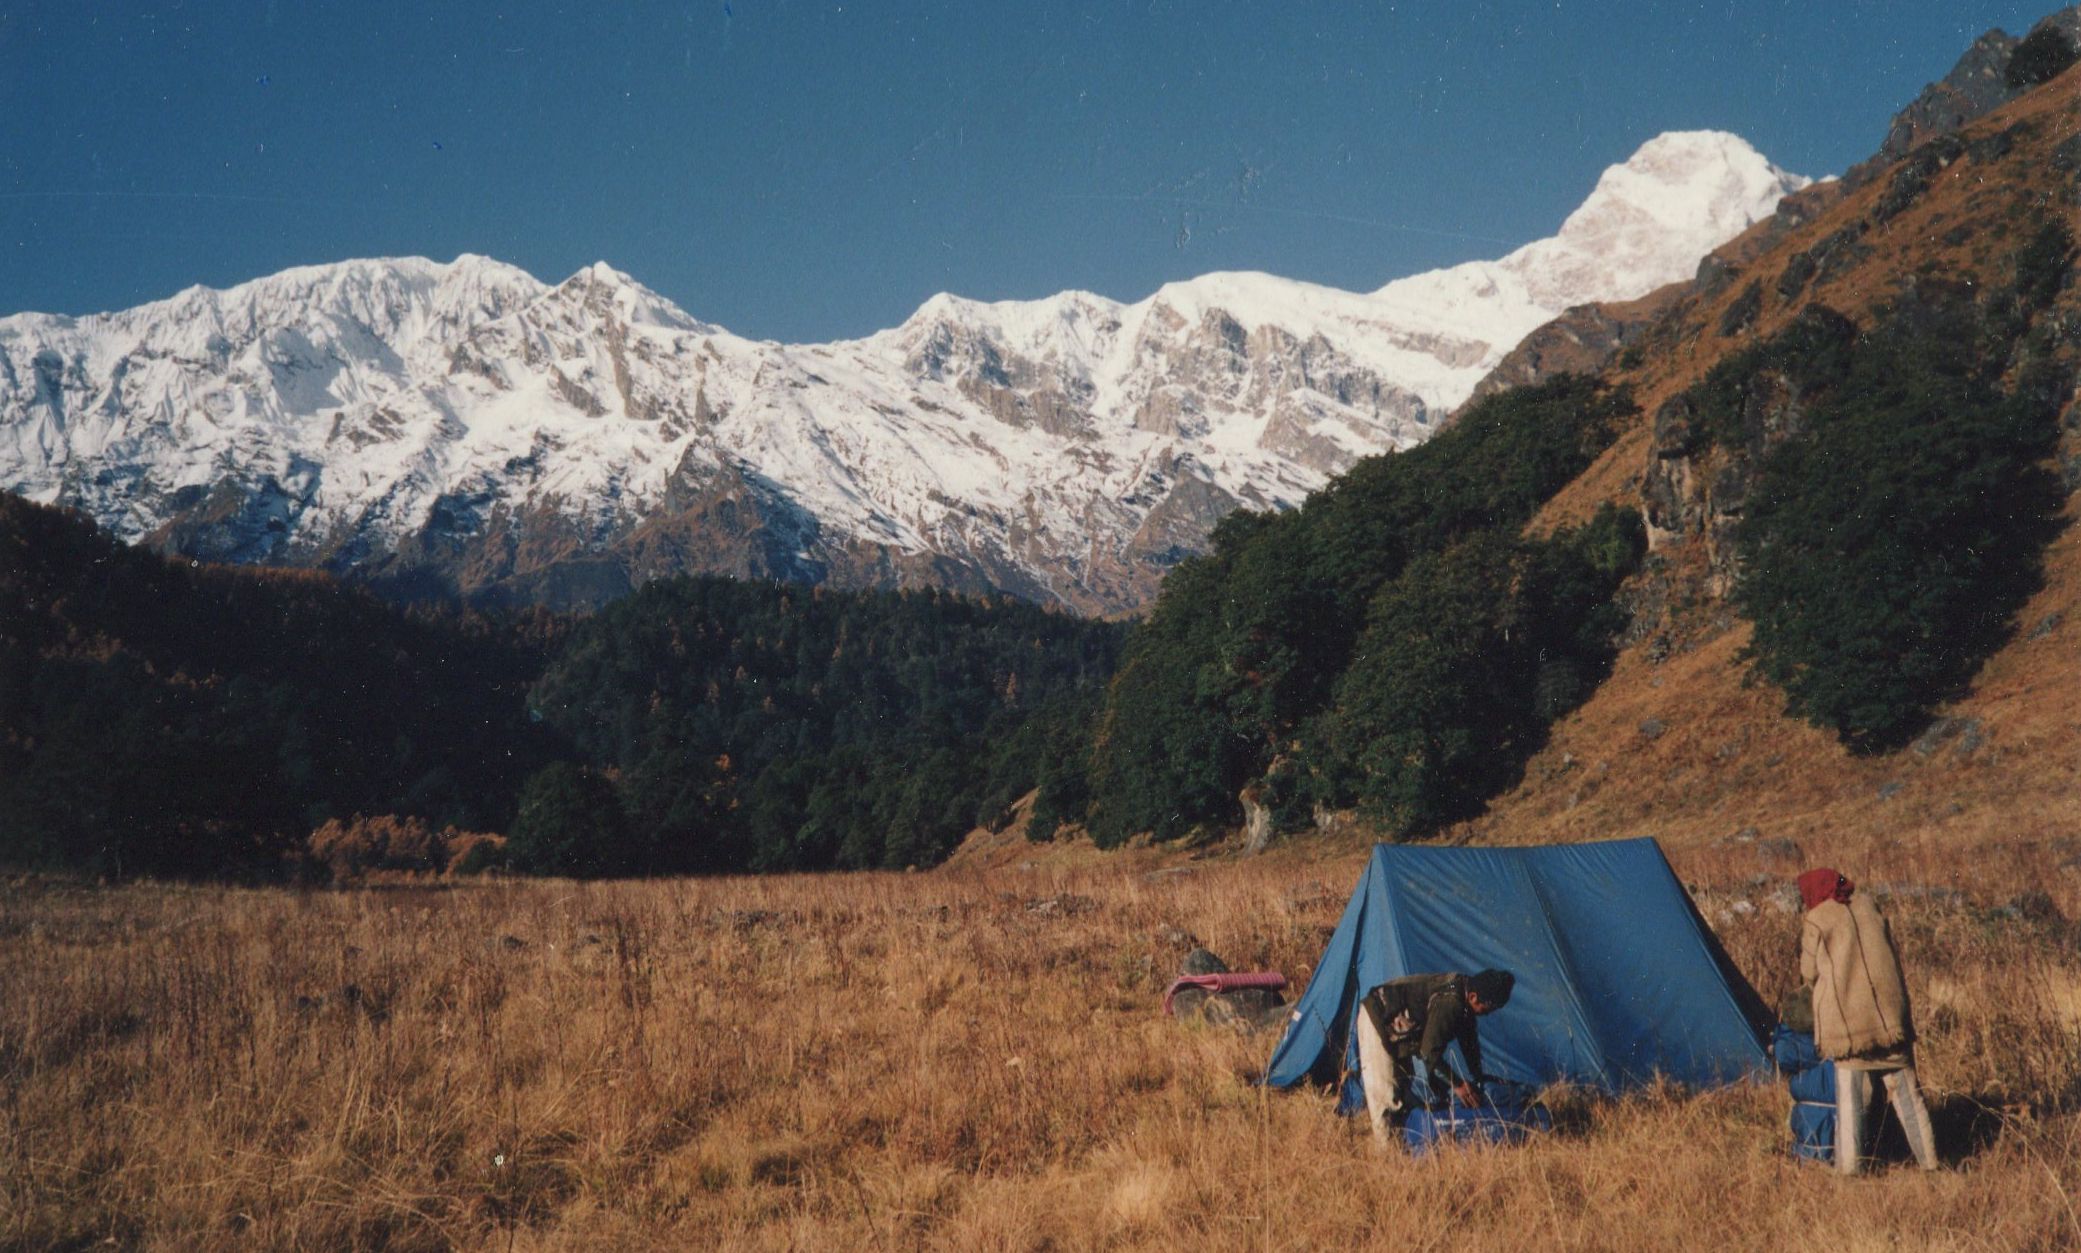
<box><xmin>1403</xmin><ymin>1079</ymin><xmax>1552</xmax><ymax>1155</ymax></box>
<box><xmin>1772</xmin><ymin>1025</ymin><xmax>1836</xmax><ymax>1163</ymax></box>
<box><xmin>1788</xmin><ymin>1098</ymin><xmax>1835</xmax><ymax>1163</ymax></box>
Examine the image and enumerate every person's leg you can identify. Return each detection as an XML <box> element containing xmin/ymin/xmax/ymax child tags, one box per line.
<box><xmin>1835</xmin><ymin>1066</ymin><xmax>1868</xmax><ymax>1176</ymax></box>
<box><xmin>1354</xmin><ymin>1006</ymin><xmax>1402</xmax><ymax>1148</ymax></box>
<box><xmin>1882</xmin><ymin>1066</ymin><xmax>1940</xmax><ymax>1170</ymax></box>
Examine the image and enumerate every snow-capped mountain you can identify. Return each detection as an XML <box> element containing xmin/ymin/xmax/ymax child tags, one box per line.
<box><xmin>1</xmin><ymin>131</ymin><xmax>1807</xmax><ymax>614</ymax></box>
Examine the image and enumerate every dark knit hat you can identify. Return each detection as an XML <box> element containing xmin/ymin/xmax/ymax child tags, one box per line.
<box><xmin>1467</xmin><ymin>969</ymin><xmax>1515</xmax><ymax>1009</ymax></box>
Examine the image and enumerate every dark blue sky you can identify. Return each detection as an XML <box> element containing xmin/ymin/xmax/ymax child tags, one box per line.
<box><xmin>0</xmin><ymin>1</ymin><xmax>2055</xmax><ymax>341</ymax></box>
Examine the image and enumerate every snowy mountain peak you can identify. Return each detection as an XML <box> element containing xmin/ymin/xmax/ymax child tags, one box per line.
<box><xmin>550</xmin><ymin>261</ymin><xmax>714</xmax><ymax>333</ymax></box>
<box><xmin>891</xmin><ymin>288</ymin><xmax>1119</xmax><ymax>345</ymax></box>
<box><xmin>435</xmin><ymin>253</ymin><xmax>551</xmax><ymax>301</ymax></box>
<box><xmin>1551</xmin><ymin>131</ymin><xmax>1812</xmax><ymax>281</ymax></box>
<box><xmin>1599</xmin><ymin>130</ymin><xmax>1803</xmax><ymax>205</ymax></box>
<box><xmin>1372</xmin><ymin>130</ymin><xmax>1807</xmax><ymax>351</ymax></box>
<box><xmin>200</xmin><ymin>254</ymin><xmax>540</xmax><ymax>326</ymax></box>
<box><xmin>902</xmin><ymin>290</ymin><xmax>973</xmax><ymax>323</ymax></box>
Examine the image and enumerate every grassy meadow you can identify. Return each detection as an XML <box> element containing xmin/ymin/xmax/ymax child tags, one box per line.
<box><xmin>6</xmin><ymin>833</ymin><xmax>2081</xmax><ymax>1250</ymax></box>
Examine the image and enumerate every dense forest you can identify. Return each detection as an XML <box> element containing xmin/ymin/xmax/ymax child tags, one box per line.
<box><xmin>524</xmin><ymin>578</ymin><xmax>1121</xmax><ymax>873</ymax></box>
<box><xmin>0</xmin><ymin>494</ymin><xmax>1119</xmax><ymax>878</ymax></box>
<box><xmin>2</xmin><ymin>216</ymin><xmax>2068</xmax><ymax>879</ymax></box>
<box><xmin>0</xmin><ymin>493</ymin><xmax>556</xmax><ymax>877</ymax></box>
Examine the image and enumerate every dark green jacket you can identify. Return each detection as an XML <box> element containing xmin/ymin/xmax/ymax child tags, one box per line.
<box><xmin>1360</xmin><ymin>973</ymin><xmax>1482</xmax><ymax>1092</ymax></box>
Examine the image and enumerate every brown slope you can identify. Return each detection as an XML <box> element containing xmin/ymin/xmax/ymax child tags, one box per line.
<box><xmin>1448</xmin><ymin>65</ymin><xmax>2081</xmax><ymax>867</ymax></box>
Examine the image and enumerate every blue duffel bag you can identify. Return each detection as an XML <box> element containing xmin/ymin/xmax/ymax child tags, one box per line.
<box><xmin>1403</xmin><ymin>1079</ymin><xmax>1552</xmax><ymax>1155</ymax></box>
<box><xmin>1772</xmin><ymin>1025</ymin><xmax>1836</xmax><ymax>1163</ymax></box>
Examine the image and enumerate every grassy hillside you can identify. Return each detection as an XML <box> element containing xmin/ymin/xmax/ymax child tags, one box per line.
<box><xmin>1059</xmin><ymin>65</ymin><xmax>2078</xmax><ymax>863</ymax></box>
<box><xmin>1453</xmin><ymin>63</ymin><xmax>2081</xmax><ymax>870</ymax></box>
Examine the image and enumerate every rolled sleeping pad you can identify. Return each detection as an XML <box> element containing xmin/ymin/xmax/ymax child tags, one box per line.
<box><xmin>1162</xmin><ymin>971</ymin><xmax>1287</xmax><ymax>1016</ymax></box>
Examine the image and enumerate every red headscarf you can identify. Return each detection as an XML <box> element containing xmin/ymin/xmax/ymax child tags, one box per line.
<box><xmin>1797</xmin><ymin>867</ymin><xmax>1855</xmax><ymax>911</ymax></box>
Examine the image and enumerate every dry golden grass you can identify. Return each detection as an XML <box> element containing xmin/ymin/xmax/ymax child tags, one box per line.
<box><xmin>6</xmin><ymin>837</ymin><xmax>2080</xmax><ymax>1251</ymax></box>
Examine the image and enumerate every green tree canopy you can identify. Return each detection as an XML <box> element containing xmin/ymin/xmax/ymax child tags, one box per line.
<box><xmin>507</xmin><ymin>762</ymin><xmax>632</xmax><ymax>877</ymax></box>
<box><xmin>1733</xmin><ymin>286</ymin><xmax>2068</xmax><ymax>750</ymax></box>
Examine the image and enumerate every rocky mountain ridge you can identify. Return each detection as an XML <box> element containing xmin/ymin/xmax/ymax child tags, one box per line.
<box><xmin>2</xmin><ymin>132</ymin><xmax>1806</xmax><ymax>614</ymax></box>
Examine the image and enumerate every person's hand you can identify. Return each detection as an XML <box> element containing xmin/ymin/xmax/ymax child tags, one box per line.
<box><xmin>1453</xmin><ymin>1080</ymin><xmax>1479</xmax><ymax>1107</ymax></box>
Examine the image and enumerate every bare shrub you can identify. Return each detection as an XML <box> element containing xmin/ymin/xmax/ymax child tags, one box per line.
<box><xmin>442</xmin><ymin>830</ymin><xmax>508</xmax><ymax>878</ymax></box>
<box><xmin>303</xmin><ymin>815</ymin><xmax>502</xmax><ymax>883</ymax></box>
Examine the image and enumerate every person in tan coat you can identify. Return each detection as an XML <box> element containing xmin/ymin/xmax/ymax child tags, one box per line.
<box><xmin>1798</xmin><ymin>867</ymin><xmax>1939</xmax><ymax>1174</ymax></box>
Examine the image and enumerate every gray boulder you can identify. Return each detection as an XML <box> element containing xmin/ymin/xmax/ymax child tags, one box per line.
<box><xmin>1169</xmin><ymin>947</ymin><xmax>1288</xmax><ymax>1033</ymax></box>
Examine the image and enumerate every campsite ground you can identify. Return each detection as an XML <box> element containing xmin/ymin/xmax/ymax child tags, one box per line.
<box><xmin>7</xmin><ymin>834</ymin><xmax>2080</xmax><ymax>1250</ymax></box>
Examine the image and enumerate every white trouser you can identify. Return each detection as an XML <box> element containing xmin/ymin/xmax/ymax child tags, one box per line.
<box><xmin>1354</xmin><ymin>1007</ymin><xmax>1408</xmax><ymax>1147</ymax></box>
<box><xmin>1836</xmin><ymin>1063</ymin><xmax>1939</xmax><ymax>1174</ymax></box>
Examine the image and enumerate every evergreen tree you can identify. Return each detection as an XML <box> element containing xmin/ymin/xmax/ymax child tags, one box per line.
<box><xmin>0</xmin><ymin>495</ymin><xmax>552</xmax><ymax>877</ymax></box>
<box><xmin>507</xmin><ymin>762</ymin><xmax>632</xmax><ymax>877</ymax></box>
<box><xmin>1086</xmin><ymin>555</ymin><xmax>1247</xmax><ymax>845</ymax></box>
<box><xmin>530</xmin><ymin>575</ymin><xmax>1124</xmax><ymax>870</ymax></box>
<box><xmin>1326</xmin><ymin>533</ymin><xmax>1528</xmax><ymax>834</ymax></box>
<box><xmin>1316</xmin><ymin>508</ymin><xmax>1643</xmax><ymax>836</ymax></box>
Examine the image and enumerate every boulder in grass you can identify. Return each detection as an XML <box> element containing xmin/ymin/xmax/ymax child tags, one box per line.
<box><xmin>1165</xmin><ymin>949</ymin><xmax>1288</xmax><ymax>1033</ymax></box>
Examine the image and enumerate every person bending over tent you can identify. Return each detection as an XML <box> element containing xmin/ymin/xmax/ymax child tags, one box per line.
<box><xmin>1353</xmin><ymin>969</ymin><xmax>1514</xmax><ymax>1145</ymax></box>
<box><xmin>1797</xmin><ymin>867</ymin><xmax>1939</xmax><ymax>1174</ymax></box>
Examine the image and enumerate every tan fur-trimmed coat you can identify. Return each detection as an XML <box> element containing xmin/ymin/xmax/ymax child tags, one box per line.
<box><xmin>1800</xmin><ymin>894</ymin><xmax>1915</xmax><ymax>1060</ymax></box>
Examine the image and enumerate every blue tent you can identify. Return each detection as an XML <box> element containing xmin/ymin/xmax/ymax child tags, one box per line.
<box><xmin>1264</xmin><ymin>837</ymin><xmax>1769</xmax><ymax>1111</ymax></box>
